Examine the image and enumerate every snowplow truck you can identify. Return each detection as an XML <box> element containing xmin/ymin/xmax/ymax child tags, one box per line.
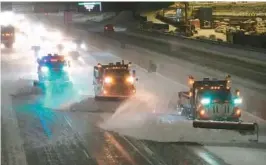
<box><xmin>178</xmin><ymin>75</ymin><xmax>258</xmax><ymax>136</ymax></box>
<box><xmin>1</xmin><ymin>25</ymin><xmax>15</xmax><ymax>48</ymax></box>
<box><xmin>93</xmin><ymin>60</ymin><xmax>137</xmax><ymax>100</ymax></box>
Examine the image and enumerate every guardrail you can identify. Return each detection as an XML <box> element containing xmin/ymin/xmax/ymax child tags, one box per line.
<box><xmin>124</xmin><ymin>30</ymin><xmax>266</xmax><ymax>66</ymax></box>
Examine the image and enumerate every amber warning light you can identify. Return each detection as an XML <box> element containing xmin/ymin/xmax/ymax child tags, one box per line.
<box><xmin>188</xmin><ymin>76</ymin><xmax>194</xmax><ymax>85</ymax></box>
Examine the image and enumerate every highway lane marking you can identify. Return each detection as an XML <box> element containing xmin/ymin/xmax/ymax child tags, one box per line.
<box><xmin>62</xmin><ymin>113</ymin><xmax>94</xmax><ymax>160</ymax></box>
<box><xmin>64</xmin><ymin>115</ymin><xmax>73</xmax><ymax>128</ymax></box>
<box><xmin>191</xmin><ymin>147</ymin><xmax>223</xmax><ymax>165</ymax></box>
<box><xmin>121</xmin><ymin>136</ymin><xmax>153</xmax><ymax>165</ymax></box>
<box><xmin>143</xmin><ymin>146</ymin><xmax>153</xmax><ymax>156</ymax></box>
<box><xmin>137</xmin><ymin>140</ymin><xmax>168</xmax><ymax>165</ymax></box>
<box><xmin>83</xmin><ymin>149</ymin><xmax>90</xmax><ymax>158</ymax></box>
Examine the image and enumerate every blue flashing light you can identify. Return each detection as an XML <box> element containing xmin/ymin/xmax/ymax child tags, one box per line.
<box><xmin>234</xmin><ymin>98</ymin><xmax>242</xmax><ymax>104</ymax></box>
<box><xmin>63</xmin><ymin>66</ymin><xmax>68</xmax><ymax>71</ymax></box>
<box><xmin>41</xmin><ymin>66</ymin><xmax>49</xmax><ymax>72</ymax></box>
<box><xmin>201</xmin><ymin>98</ymin><xmax>211</xmax><ymax>105</ymax></box>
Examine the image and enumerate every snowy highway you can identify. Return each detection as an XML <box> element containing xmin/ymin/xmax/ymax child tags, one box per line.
<box><xmin>1</xmin><ymin>36</ymin><xmax>233</xmax><ymax>165</ymax></box>
<box><xmin>1</xmin><ymin>13</ymin><xmax>266</xmax><ymax>165</ymax></box>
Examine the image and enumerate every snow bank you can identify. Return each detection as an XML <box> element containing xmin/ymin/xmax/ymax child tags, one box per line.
<box><xmin>100</xmin><ymin>111</ymin><xmax>258</xmax><ymax>143</ymax></box>
<box><xmin>83</xmin><ymin>11</ymin><xmax>137</xmax><ymax>32</ymax></box>
<box><xmin>1</xmin><ymin>50</ymin><xmax>41</xmax><ymax>165</ymax></box>
<box><xmin>125</xmin><ymin>31</ymin><xmax>266</xmax><ymax>66</ymax></box>
<box><xmin>114</xmin><ymin>26</ymin><xmax>127</xmax><ymax>32</ymax></box>
<box><xmin>38</xmin><ymin>12</ymin><xmax>116</xmax><ymax>24</ymax></box>
<box><xmin>1</xmin><ymin>81</ymin><xmax>29</xmax><ymax>165</ymax></box>
<box><xmin>112</xmin><ymin>11</ymin><xmax>134</xmax><ymax>24</ymax></box>
<box><xmin>206</xmin><ymin>146</ymin><xmax>266</xmax><ymax>165</ymax></box>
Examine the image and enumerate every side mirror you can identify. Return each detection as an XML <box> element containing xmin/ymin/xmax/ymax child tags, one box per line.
<box><xmin>235</xmin><ymin>89</ymin><xmax>240</xmax><ymax>96</ymax></box>
<box><xmin>132</xmin><ymin>70</ymin><xmax>136</xmax><ymax>76</ymax></box>
<box><xmin>136</xmin><ymin>78</ymin><xmax>138</xmax><ymax>81</ymax></box>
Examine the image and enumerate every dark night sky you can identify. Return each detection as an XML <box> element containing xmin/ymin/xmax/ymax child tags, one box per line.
<box><xmin>102</xmin><ymin>2</ymin><xmax>174</xmax><ymax>12</ymax></box>
<box><xmin>1</xmin><ymin>2</ymin><xmax>174</xmax><ymax>12</ymax></box>
<box><xmin>74</xmin><ymin>2</ymin><xmax>174</xmax><ymax>12</ymax></box>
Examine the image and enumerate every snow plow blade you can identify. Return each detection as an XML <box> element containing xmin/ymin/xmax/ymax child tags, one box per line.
<box><xmin>193</xmin><ymin>120</ymin><xmax>257</xmax><ymax>132</ymax></box>
<box><xmin>193</xmin><ymin>120</ymin><xmax>259</xmax><ymax>142</ymax></box>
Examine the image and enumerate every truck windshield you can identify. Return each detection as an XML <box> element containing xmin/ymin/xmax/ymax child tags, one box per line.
<box><xmin>199</xmin><ymin>89</ymin><xmax>232</xmax><ymax>101</ymax></box>
<box><xmin>105</xmin><ymin>69</ymin><xmax>130</xmax><ymax>77</ymax></box>
<box><xmin>40</xmin><ymin>60</ymin><xmax>66</xmax><ymax>69</ymax></box>
<box><xmin>1</xmin><ymin>26</ymin><xmax>14</xmax><ymax>33</ymax></box>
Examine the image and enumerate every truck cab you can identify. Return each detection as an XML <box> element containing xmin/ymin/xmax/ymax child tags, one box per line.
<box><xmin>178</xmin><ymin>75</ymin><xmax>242</xmax><ymax>121</ymax></box>
<box><xmin>36</xmin><ymin>54</ymin><xmax>71</xmax><ymax>84</ymax></box>
<box><xmin>93</xmin><ymin>61</ymin><xmax>136</xmax><ymax>99</ymax></box>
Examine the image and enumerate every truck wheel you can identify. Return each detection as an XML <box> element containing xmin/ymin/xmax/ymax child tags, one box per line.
<box><xmin>95</xmin><ymin>96</ymin><xmax>101</xmax><ymax>100</ymax></box>
<box><xmin>33</xmin><ymin>80</ymin><xmax>39</xmax><ymax>86</ymax></box>
<box><xmin>5</xmin><ymin>44</ymin><xmax>12</xmax><ymax>48</ymax></box>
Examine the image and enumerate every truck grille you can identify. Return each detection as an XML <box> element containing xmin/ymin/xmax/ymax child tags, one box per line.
<box><xmin>206</xmin><ymin>103</ymin><xmax>234</xmax><ymax>117</ymax></box>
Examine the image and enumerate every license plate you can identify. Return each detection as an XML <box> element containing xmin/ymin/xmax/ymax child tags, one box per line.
<box><xmin>51</xmin><ymin>59</ymin><xmax>58</xmax><ymax>62</ymax></box>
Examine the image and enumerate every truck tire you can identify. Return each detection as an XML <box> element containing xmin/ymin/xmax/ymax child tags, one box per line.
<box><xmin>94</xmin><ymin>95</ymin><xmax>101</xmax><ymax>100</ymax></box>
<box><xmin>5</xmin><ymin>43</ymin><xmax>13</xmax><ymax>48</ymax></box>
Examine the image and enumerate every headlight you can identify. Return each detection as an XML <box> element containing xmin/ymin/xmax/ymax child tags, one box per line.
<box><xmin>41</xmin><ymin>66</ymin><xmax>49</xmax><ymax>72</ymax></box>
<box><xmin>201</xmin><ymin>98</ymin><xmax>211</xmax><ymax>105</ymax></box>
<box><xmin>200</xmin><ymin>109</ymin><xmax>205</xmax><ymax>116</ymax></box>
<box><xmin>63</xmin><ymin>66</ymin><xmax>69</xmax><ymax>71</ymax></box>
<box><xmin>1</xmin><ymin>44</ymin><xmax>5</xmax><ymax>49</ymax></box>
<box><xmin>81</xmin><ymin>43</ymin><xmax>86</xmax><ymax>50</ymax></box>
<box><xmin>234</xmin><ymin>98</ymin><xmax>242</xmax><ymax>104</ymax></box>
<box><xmin>235</xmin><ymin>108</ymin><xmax>241</xmax><ymax>116</ymax></box>
<box><xmin>104</xmin><ymin>77</ymin><xmax>112</xmax><ymax>84</ymax></box>
<box><xmin>126</xmin><ymin>76</ymin><xmax>134</xmax><ymax>84</ymax></box>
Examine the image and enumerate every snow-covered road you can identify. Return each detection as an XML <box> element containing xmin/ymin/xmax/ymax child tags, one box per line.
<box><xmin>1</xmin><ymin>45</ymin><xmax>162</xmax><ymax>165</ymax></box>
<box><xmin>1</xmin><ymin>40</ymin><xmax>234</xmax><ymax>165</ymax></box>
<box><xmin>1</xmin><ymin>13</ymin><xmax>266</xmax><ymax>165</ymax></box>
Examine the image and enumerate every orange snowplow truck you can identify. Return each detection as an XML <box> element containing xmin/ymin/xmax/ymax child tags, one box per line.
<box><xmin>178</xmin><ymin>75</ymin><xmax>258</xmax><ymax>136</ymax></box>
<box><xmin>93</xmin><ymin>60</ymin><xmax>137</xmax><ymax>100</ymax></box>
